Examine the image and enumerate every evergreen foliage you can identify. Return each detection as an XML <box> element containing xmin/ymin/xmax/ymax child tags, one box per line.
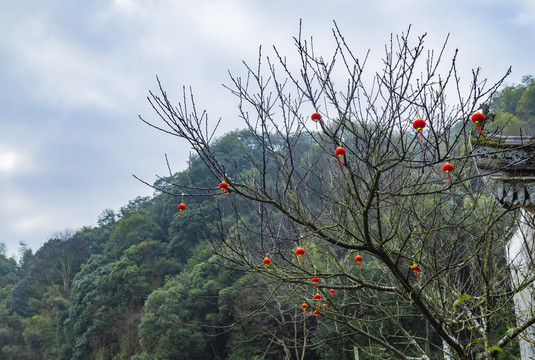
<box><xmin>486</xmin><ymin>75</ymin><xmax>535</xmax><ymax>135</ymax></box>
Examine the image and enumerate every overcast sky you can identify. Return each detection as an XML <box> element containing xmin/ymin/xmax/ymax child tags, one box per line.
<box><xmin>0</xmin><ymin>0</ymin><xmax>533</xmax><ymax>257</ymax></box>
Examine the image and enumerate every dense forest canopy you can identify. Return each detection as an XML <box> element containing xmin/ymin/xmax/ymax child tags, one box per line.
<box><xmin>1</xmin><ymin>26</ymin><xmax>535</xmax><ymax>359</ymax></box>
<box><xmin>487</xmin><ymin>75</ymin><xmax>535</xmax><ymax>135</ymax></box>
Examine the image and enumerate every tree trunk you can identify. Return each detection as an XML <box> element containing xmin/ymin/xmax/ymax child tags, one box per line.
<box><xmin>508</xmin><ymin>210</ymin><xmax>535</xmax><ymax>359</ymax></box>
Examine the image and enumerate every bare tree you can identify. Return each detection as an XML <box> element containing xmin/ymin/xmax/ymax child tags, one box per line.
<box><xmin>139</xmin><ymin>23</ymin><xmax>534</xmax><ymax>359</ymax></box>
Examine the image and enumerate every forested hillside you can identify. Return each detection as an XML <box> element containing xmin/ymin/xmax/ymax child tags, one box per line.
<box><xmin>0</xmin><ymin>71</ymin><xmax>534</xmax><ymax>359</ymax></box>
<box><xmin>0</xmin><ymin>130</ymin><xmax>283</xmax><ymax>359</ymax></box>
<box><xmin>487</xmin><ymin>75</ymin><xmax>535</xmax><ymax>135</ymax></box>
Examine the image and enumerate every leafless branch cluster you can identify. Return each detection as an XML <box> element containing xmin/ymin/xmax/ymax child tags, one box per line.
<box><xmin>140</xmin><ymin>23</ymin><xmax>532</xmax><ymax>359</ymax></box>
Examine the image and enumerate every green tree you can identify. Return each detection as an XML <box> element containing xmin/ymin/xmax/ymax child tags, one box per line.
<box><xmin>487</xmin><ymin>75</ymin><xmax>535</xmax><ymax>135</ymax></box>
<box><xmin>138</xmin><ymin>281</ymin><xmax>207</xmax><ymax>360</ymax></box>
<box><xmin>64</xmin><ymin>255</ymin><xmax>112</xmax><ymax>360</ymax></box>
<box><xmin>65</xmin><ymin>239</ymin><xmax>180</xmax><ymax>360</ymax></box>
<box><xmin>10</xmin><ymin>231</ymin><xmax>88</xmax><ymax>317</ymax></box>
<box><xmin>0</xmin><ymin>253</ymin><xmax>17</xmax><ymax>289</ymax></box>
<box><xmin>138</xmin><ymin>252</ymin><xmax>237</xmax><ymax>359</ymax></box>
<box><xmin>107</xmin><ymin>213</ymin><xmax>164</xmax><ymax>257</ymax></box>
<box><xmin>516</xmin><ymin>80</ymin><xmax>535</xmax><ymax>119</ymax></box>
<box><xmin>490</xmin><ymin>82</ymin><xmax>526</xmax><ymax>114</ymax></box>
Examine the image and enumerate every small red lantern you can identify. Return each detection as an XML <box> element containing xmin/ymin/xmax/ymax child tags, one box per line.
<box><xmin>311</xmin><ymin>277</ymin><xmax>320</xmax><ymax>288</ymax></box>
<box><xmin>263</xmin><ymin>258</ymin><xmax>271</xmax><ymax>271</ymax></box>
<box><xmin>301</xmin><ymin>303</ymin><xmax>308</xmax><ymax>314</ymax></box>
<box><xmin>412</xmin><ymin>118</ymin><xmax>426</xmax><ymax>141</ymax></box>
<box><xmin>411</xmin><ymin>263</ymin><xmax>420</xmax><ymax>279</ymax></box>
<box><xmin>311</xmin><ymin>112</ymin><xmax>321</xmax><ymax>129</ymax></box>
<box><xmin>329</xmin><ymin>289</ymin><xmax>335</xmax><ymax>299</ymax></box>
<box><xmin>295</xmin><ymin>247</ymin><xmax>305</xmax><ymax>264</ymax></box>
<box><xmin>322</xmin><ymin>303</ymin><xmax>327</xmax><ymax>314</ymax></box>
<box><xmin>219</xmin><ymin>181</ymin><xmax>229</xmax><ymax>196</ymax></box>
<box><xmin>354</xmin><ymin>255</ymin><xmax>363</xmax><ymax>269</ymax></box>
<box><xmin>442</xmin><ymin>162</ymin><xmax>454</xmax><ymax>183</ymax></box>
<box><xmin>471</xmin><ymin>112</ymin><xmax>485</xmax><ymax>133</ymax></box>
<box><xmin>314</xmin><ymin>310</ymin><xmax>321</xmax><ymax>321</ymax></box>
<box><xmin>335</xmin><ymin>147</ymin><xmax>346</xmax><ymax>166</ymax></box>
<box><xmin>314</xmin><ymin>293</ymin><xmax>322</xmax><ymax>307</ymax></box>
<box><xmin>177</xmin><ymin>203</ymin><xmax>186</xmax><ymax>218</ymax></box>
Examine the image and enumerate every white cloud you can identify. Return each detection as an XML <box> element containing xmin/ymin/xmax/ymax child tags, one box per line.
<box><xmin>0</xmin><ymin>151</ymin><xmax>17</xmax><ymax>173</ymax></box>
<box><xmin>11</xmin><ymin>214</ymin><xmax>49</xmax><ymax>234</ymax></box>
<box><xmin>2</xmin><ymin>13</ymin><xmax>141</xmax><ymax>113</ymax></box>
<box><xmin>513</xmin><ymin>0</ymin><xmax>535</xmax><ymax>27</ymax></box>
<box><xmin>111</xmin><ymin>0</ymin><xmax>143</xmax><ymax>15</ymax></box>
<box><xmin>0</xmin><ymin>190</ymin><xmax>41</xmax><ymax>241</ymax></box>
<box><xmin>0</xmin><ymin>147</ymin><xmax>35</xmax><ymax>175</ymax></box>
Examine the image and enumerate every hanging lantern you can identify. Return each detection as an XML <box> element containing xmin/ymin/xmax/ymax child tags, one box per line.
<box><xmin>263</xmin><ymin>257</ymin><xmax>271</xmax><ymax>271</ymax></box>
<box><xmin>411</xmin><ymin>263</ymin><xmax>420</xmax><ymax>279</ymax></box>
<box><xmin>219</xmin><ymin>181</ymin><xmax>229</xmax><ymax>196</ymax></box>
<box><xmin>471</xmin><ymin>112</ymin><xmax>485</xmax><ymax>133</ymax></box>
<box><xmin>301</xmin><ymin>303</ymin><xmax>308</xmax><ymax>314</ymax></box>
<box><xmin>177</xmin><ymin>203</ymin><xmax>186</xmax><ymax>218</ymax></box>
<box><xmin>314</xmin><ymin>293</ymin><xmax>322</xmax><ymax>307</ymax></box>
<box><xmin>295</xmin><ymin>247</ymin><xmax>306</xmax><ymax>264</ymax></box>
<box><xmin>442</xmin><ymin>162</ymin><xmax>454</xmax><ymax>183</ymax></box>
<box><xmin>322</xmin><ymin>303</ymin><xmax>327</xmax><ymax>314</ymax></box>
<box><xmin>314</xmin><ymin>310</ymin><xmax>321</xmax><ymax>321</ymax></box>
<box><xmin>311</xmin><ymin>277</ymin><xmax>320</xmax><ymax>288</ymax></box>
<box><xmin>311</xmin><ymin>112</ymin><xmax>321</xmax><ymax>129</ymax></box>
<box><xmin>412</xmin><ymin>118</ymin><xmax>426</xmax><ymax>141</ymax></box>
<box><xmin>335</xmin><ymin>147</ymin><xmax>346</xmax><ymax>166</ymax></box>
<box><xmin>329</xmin><ymin>289</ymin><xmax>335</xmax><ymax>299</ymax></box>
<box><xmin>354</xmin><ymin>255</ymin><xmax>363</xmax><ymax>269</ymax></box>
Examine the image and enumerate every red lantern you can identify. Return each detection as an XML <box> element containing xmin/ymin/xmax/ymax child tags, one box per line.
<box><xmin>301</xmin><ymin>303</ymin><xmax>308</xmax><ymax>314</ymax></box>
<box><xmin>411</xmin><ymin>263</ymin><xmax>420</xmax><ymax>279</ymax></box>
<box><xmin>311</xmin><ymin>112</ymin><xmax>321</xmax><ymax>129</ymax></box>
<box><xmin>412</xmin><ymin>118</ymin><xmax>426</xmax><ymax>141</ymax></box>
<box><xmin>335</xmin><ymin>147</ymin><xmax>346</xmax><ymax>166</ymax></box>
<box><xmin>177</xmin><ymin>203</ymin><xmax>186</xmax><ymax>218</ymax></box>
<box><xmin>263</xmin><ymin>258</ymin><xmax>271</xmax><ymax>271</ymax></box>
<box><xmin>322</xmin><ymin>303</ymin><xmax>327</xmax><ymax>314</ymax></box>
<box><xmin>295</xmin><ymin>247</ymin><xmax>305</xmax><ymax>264</ymax></box>
<box><xmin>329</xmin><ymin>289</ymin><xmax>335</xmax><ymax>299</ymax></box>
<box><xmin>219</xmin><ymin>181</ymin><xmax>229</xmax><ymax>196</ymax></box>
<box><xmin>314</xmin><ymin>310</ymin><xmax>321</xmax><ymax>321</ymax></box>
<box><xmin>354</xmin><ymin>255</ymin><xmax>363</xmax><ymax>269</ymax></box>
<box><xmin>314</xmin><ymin>293</ymin><xmax>322</xmax><ymax>307</ymax></box>
<box><xmin>311</xmin><ymin>277</ymin><xmax>320</xmax><ymax>288</ymax></box>
<box><xmin>471</xmin><ymin>112</ymin><xmax>485</xmax><ymax>133</ymax></box>
<box><xmin>442</xmin><ymin>162</ymin><xmax>454</xmax><ymax>183</ymax></box>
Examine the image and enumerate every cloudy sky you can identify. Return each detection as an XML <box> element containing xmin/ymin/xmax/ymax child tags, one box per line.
<box><xmin>0</xmin><ymin>0</ymin><xmax>533</xmax><ymax>257</ymax></box>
